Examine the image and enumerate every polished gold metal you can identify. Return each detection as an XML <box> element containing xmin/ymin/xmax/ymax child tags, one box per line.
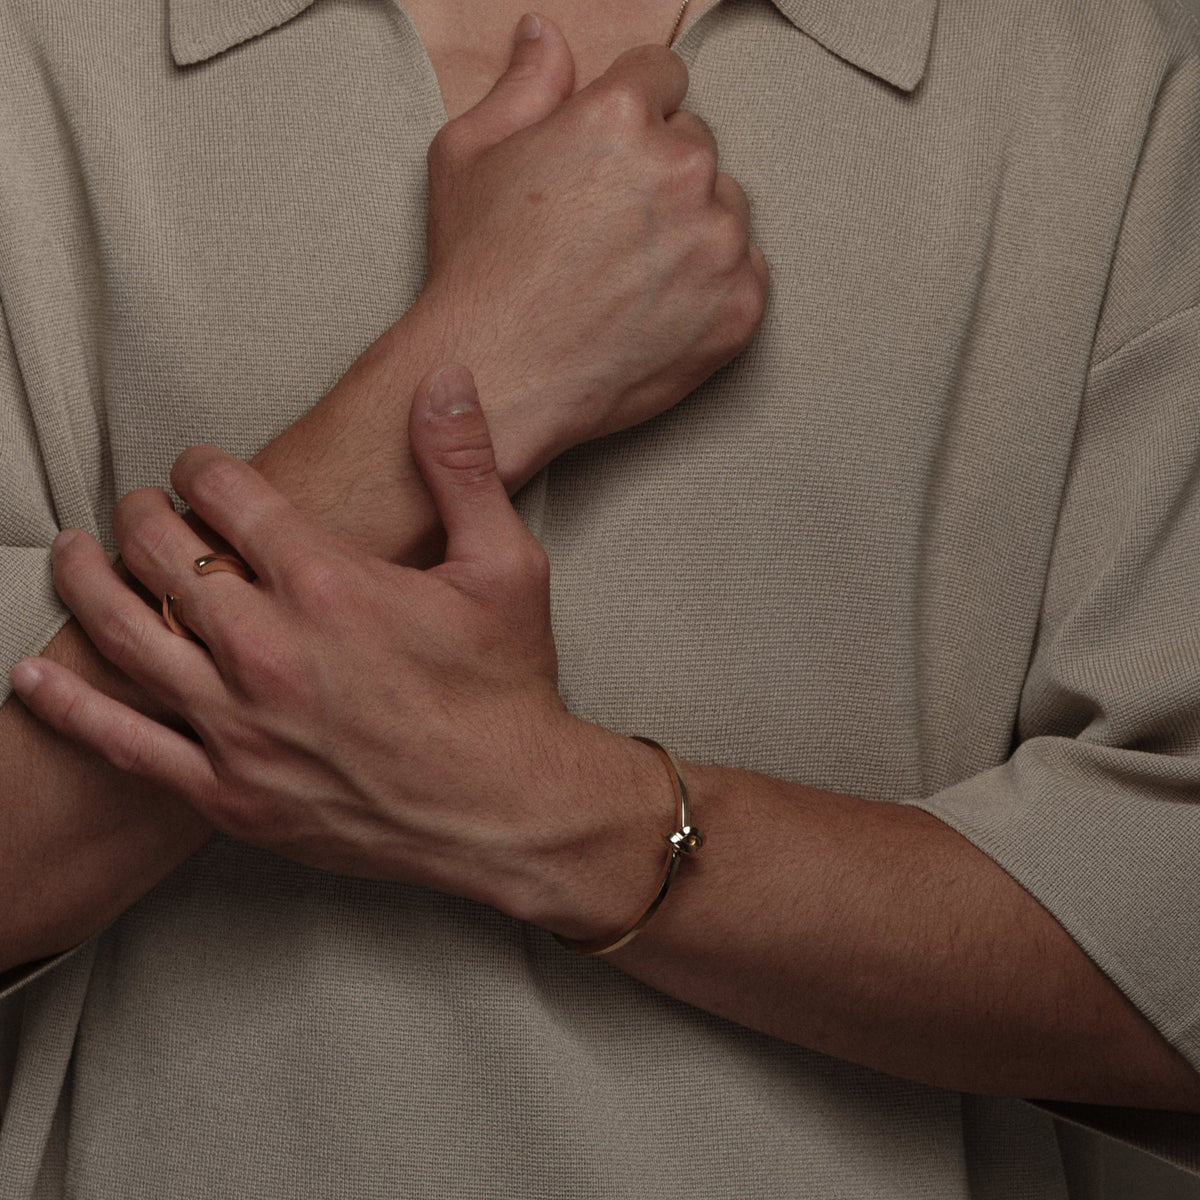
<box><xmin>554</xmin><ymin>736</ymin><xmax>704</xmax><ymax>957</ymax></box>
<box><xmin>162</xmin><ymin>553</ymin><xmax>249</xmax><ymax>637</ymax></box>
<box><xmin>666</xmin><ymin>0</ymin><xmax>691</xmax><ymax>45</ymax></box>
<box><xmin>194</xmin><ymin>552</ymin><xmax>252</xmax><ymax>581</ymax></box>
<box><xmin>162</xmin><ymin>593</ymin><xmax>189</xmax><ymax>638</ymax></box>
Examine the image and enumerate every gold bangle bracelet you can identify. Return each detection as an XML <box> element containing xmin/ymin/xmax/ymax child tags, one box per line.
<box><xmin>554</xmin><ymin>737</ymin><xmax>704</xmax><ymax>957</ymax></box>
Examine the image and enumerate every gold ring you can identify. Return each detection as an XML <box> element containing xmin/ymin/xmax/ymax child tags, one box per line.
<box><xmin>194</xmin><ymin>552</ymin><xmax>252</xmax><ymax>581</ymax></box>
<box><xmin>162</xmin><ymin>593</ymin><xmax>189</xmax><ymax>638</ymax></box>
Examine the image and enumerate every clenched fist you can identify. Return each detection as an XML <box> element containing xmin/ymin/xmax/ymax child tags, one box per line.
<box><xmin>413</xmin><ymin>17</ymin><xmax>769</xmax><ymax>477</ymax></box>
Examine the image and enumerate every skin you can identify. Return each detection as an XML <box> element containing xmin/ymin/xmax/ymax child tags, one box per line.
<box><xmin>15</xmin><ymin>374</ymin><xmax>1200</xmax><ymax>1113</ymax></box>
<box><xmin>0</xmin><ymin>21</ymin><xmax>765</xmax><ymax>973</ymax></box>
<box><xmin>404</xmin><ymin>0</ymin><xmax>710</xmax><ymax>118</ymax></box>
<box><xmin>9</xmin><ymin>14</ymin><xmax>1200</xmax><ymax>1115</ymax></box>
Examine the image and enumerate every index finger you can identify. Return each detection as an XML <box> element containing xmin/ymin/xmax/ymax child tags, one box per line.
<box><xmin>584</xmin><ymin>44</ymin><xmax>689</xmax><ymax>119</ymax></box>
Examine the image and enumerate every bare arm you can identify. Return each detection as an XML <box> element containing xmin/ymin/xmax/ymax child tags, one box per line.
<box><xmin>0</xmin><ymin>311</ymin><xmax>472</xmax><ymax>972</ymax></box>
<box><xmin>605</xmin><ymin>762</ymin><xmax>1200</xmax><ymax>1111</ymax></box>
<box><xmin>21</xmin><ymin>369</ymin><xmax>1198</xmax><ymax>1111</ymax></box>
<box><xmin>0</xmin><ymin>28</ymin><xmax>767</xmax><ymax>973</ymax></box>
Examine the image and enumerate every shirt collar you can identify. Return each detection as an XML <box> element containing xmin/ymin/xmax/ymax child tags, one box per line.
<box><xmin>169</xmin><ymin>0</ymin><xmax>318</xmax><ymax>66</ymax></box>
<box><xmin>771</xmin><ymin>0</ymin><xmax>937</xmax><ymax>91</ymax></box>
<box><xmin>169</xmin><ymin>0</ymin><xmax>937</xmax><ymax>91</ymax></box>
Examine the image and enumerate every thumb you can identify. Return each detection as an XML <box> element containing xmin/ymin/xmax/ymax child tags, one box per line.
<box><xmin>410</xmin><ymin>365</ymin><xmax>525</xmax><ymax>566</ymax></box>
<box><xmin>457</xmin><ymin>14</ymin><xmax>576</xmax><ymax>148</ymax></box>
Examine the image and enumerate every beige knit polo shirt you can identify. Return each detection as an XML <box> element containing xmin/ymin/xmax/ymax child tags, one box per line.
<box><xmin>2</xmin><ymin>0</ymin><xmax>1199</xmax><ymax>1195</ymax></box>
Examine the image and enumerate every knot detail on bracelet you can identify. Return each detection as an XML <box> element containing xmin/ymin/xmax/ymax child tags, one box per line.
<box><xmin>553</xmin><ymin>736</ymin><xmax>703</xmax><ymax>957</ymax></box>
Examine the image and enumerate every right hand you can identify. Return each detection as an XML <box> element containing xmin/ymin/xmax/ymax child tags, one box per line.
<box><xmin>414</xmin><ymin>14</ymin><xmax>769</xmax><ymax>477</ymax></box>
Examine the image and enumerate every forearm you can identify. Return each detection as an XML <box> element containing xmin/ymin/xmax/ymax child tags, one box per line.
<box><xmin>25</xmin><ymin>361</ymin><xmax>1188</xmax><ymax>1113</ymax></box>
<box><xmin>0</xmin><ymin>302</ymin><xmax>543</xmax><ymax>972</ymax></box>
<box><xmin>3</xmin><ymin>21</ymin><xmax>767</xmax><ymax>977</ymax></box>
<box><xmin>0</xmin><ymin>618</ymin><xmax>214</xmax><ymax>973</ymax></box>
<box><xmin>0</xmin><ymin>261</ymin><xmax>722</xmax><ymax>973</ymax></box>
<box><xmin>248</xmin><ymin>293</ymin><xmax>546</xmax><ymax>564</ymax></box>
<box><xmin>575</xmin><ymin>757</ymin><xmax>1200</xmax><ymax>1111</ymax></box>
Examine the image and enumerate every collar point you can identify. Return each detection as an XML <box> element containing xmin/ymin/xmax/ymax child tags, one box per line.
<box><xmin>773</xmin><ymin>0</ymin><xmax>937</xmax><ymax>93</ymax></box>
<box><xmin>881</xmin><ymin>59</ymin><xmax>930</xmax><ymax>94</ymax></box>
<box><xmin>168</xmin><ymin>0</ymin><xmax>318</xmax><ymax>66</ymax></box>
<box><xmin>169</xmin><ymin>31</ymin><xmax>218</xmax><ymax>68</ymax></box>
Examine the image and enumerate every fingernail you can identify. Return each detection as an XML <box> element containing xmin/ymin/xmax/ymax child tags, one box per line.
<box><xmin>426</xmin><ymin>365</ymin><xmax>480</xmax><ymax>418</ymax></box>
<box><xmin>51</xmin><ymin>528</ymin><xmax>80</xmax><ymax>555</ymax></box>
<box><xmin>10</xmin><ymin>659</ymin><xmax>43</xmax><ymax>696</ymax></box>
<box><xmin>515</xmin><ymin>12</ymin><xmax>541</xmax><ymax>43</ymax></box>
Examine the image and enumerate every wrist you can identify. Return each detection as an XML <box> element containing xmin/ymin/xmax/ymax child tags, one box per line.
<box><xmin>405</xmin><ymin>285</ymin><xmax>569</xmax><ymax>491</ymax></box>
<box><xmin>498</xmin><ymin>718</ymin><xmax>689</xmax><ymax>943</ymax></box>
<box><xmin>555</xmin><ymin>738</ymin><xmax>705</xmax><ymax>955</ymax></box>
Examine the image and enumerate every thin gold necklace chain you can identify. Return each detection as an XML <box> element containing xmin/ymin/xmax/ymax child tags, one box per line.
<box><xmin>666</xmin><ymin>0</ymin><xmax>691</xmax><ymax>44</ymax></box>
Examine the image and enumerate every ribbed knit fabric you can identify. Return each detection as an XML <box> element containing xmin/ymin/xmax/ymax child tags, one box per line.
<box><xmin>1</xmin><ymin>0</ymin><xmax>1199</xmax><ymax>1195</ymax></box>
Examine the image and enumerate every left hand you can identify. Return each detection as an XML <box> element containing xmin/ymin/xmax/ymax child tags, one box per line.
<box><xmin>12</xmin><ymin>366</ymin><xmax>654</xmax><ymax>925</ymax></box>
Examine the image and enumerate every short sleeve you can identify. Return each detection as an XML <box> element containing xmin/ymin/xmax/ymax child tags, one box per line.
<box><xmin>910</xmin><ymin>37</ymin><xmax>1200</xmax><ymax>1169</ymax></box>
<box><xmin>0</xmin><ymin>297</ymin><xmax>73</xmax><ymax>705</ymax></box>
<box><xmin>0</xmin><ymin>301</ymin><xmax>96</xmax><ymax>999</ymax></box>
<box><xmin>0</xmin><ymin>1</ymin><xmax>113</xmax><ymax>704</ymax></box>
<box><xmin>912</xmin><ymin>307</ymin><xmax>1200</xmax><ymax>1164</ymax></box>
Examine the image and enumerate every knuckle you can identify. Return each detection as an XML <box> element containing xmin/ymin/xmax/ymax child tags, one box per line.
<box><xmin>226</xmin><ymin>633</ymin><xmax>308</xmax><ymax>703</ymax></box>
<box><xmin>437</xmin><ymin>438</ymin><xmax>497</xmax><ymax>485</ymax></box>
<box><xmin>494</xmin><ymin>530</ymin><xmax>550</xmax><ymax>594</ymax></box>
<box><xmin>669</xmin><ymin>141</ymin><xmax>717</xmax><ymax>195</ymax></box>
<box><xmin>107</xmin><ymin>714</ymin><xmax>154</xmax><ymax>776</ymax></box>
<box><xmin>287</xmin><ymin>556</ymin><xmax>344</xmax><ymax>614</ymax></box>
<box><xmin>718</xmin><ymin>170</ymin><xmax>750</xmax><ymax>208</ymax></box>
<box><xmin>98</xmin><ymin>603</ymin><xmax>154</xmax><ymax>673</ymax></box>
<box><xmin>203</xmin><ymin>788</ymin><xmax>263</xmax><ymax>841</ymax></box>
<box><xmin>666</xmin><ymin>108</ymin><xmax>704</xmax><ymax>138</ymax></box>
<box><xmin>707</xmin><ymin>209</ymin><xmax>749</xmax><ymax>269</ymax></box>
<box><xmin>614</xmin><ymin>43</ymin><xmax>678</xmax><ymax>80</ymax></box>
<box><xmin>119</xmin><ymin>512</ymin><xmax>175</xmax><ymax>572</ymax></box>
<box><xmin>498</xmin><ymin>60</ymin><xmax>545</xmax><ymax>91</ymax></box>
<box><xmin>587</xmin><ymin>80</ymin><xmax>648</xmax><ymax>133</ymax></box>
<box><xmin>55</xmin><ymin>686</ymin><xmax>92</xmax><ymax>739</ymax></box>
<box><xmin>428</xmin><ymin>119</ymin><xmax>476</xmax><ymax>171</ymax></box>
<box><xmin>722</xmin><ymin>271</ymin><xmax>769</xmax><ymax>349</ymax></box>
